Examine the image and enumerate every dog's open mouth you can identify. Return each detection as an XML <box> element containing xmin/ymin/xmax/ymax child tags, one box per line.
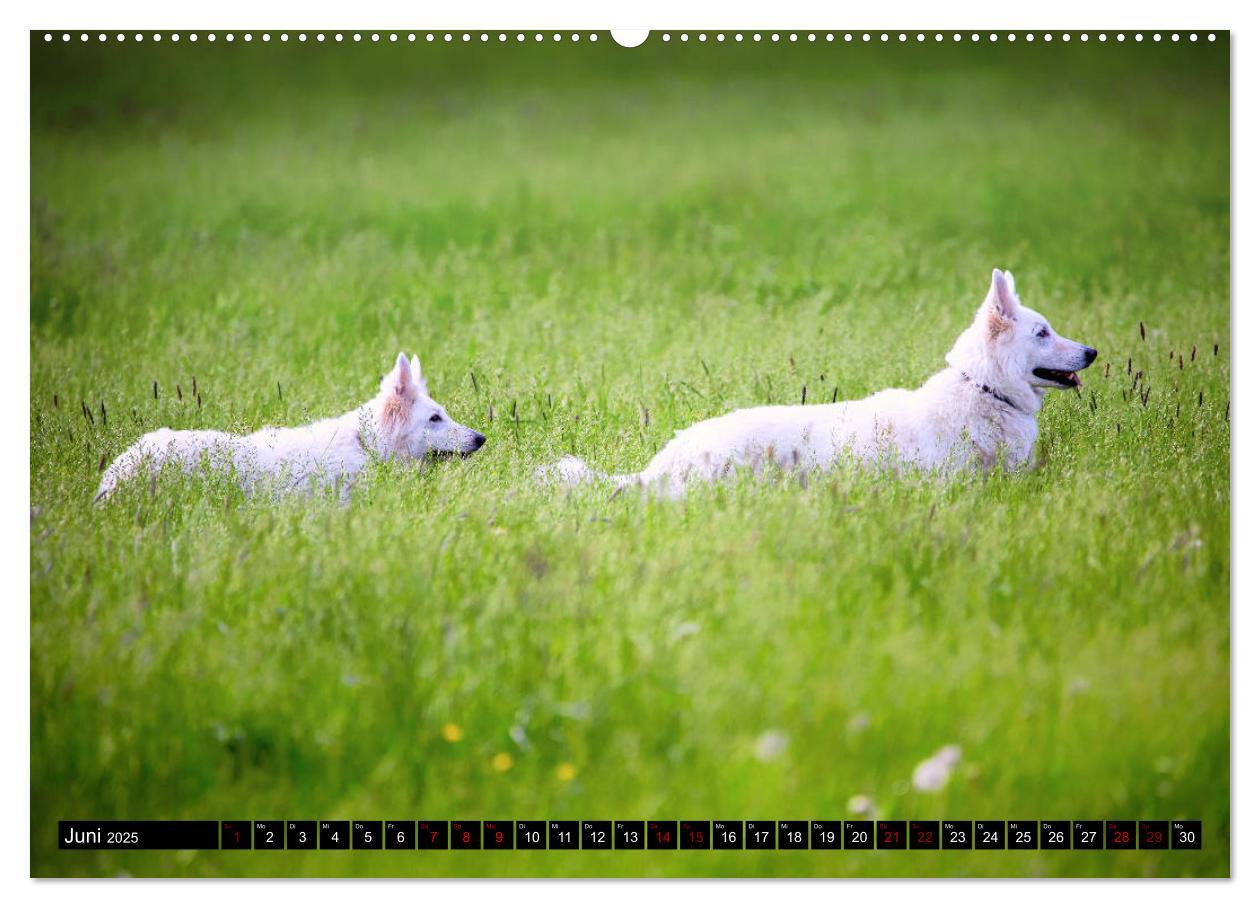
<box><xmin>1033</xmin><ymin>367</ymin><xmax>1082</xmax><ymax>388</ymax></box>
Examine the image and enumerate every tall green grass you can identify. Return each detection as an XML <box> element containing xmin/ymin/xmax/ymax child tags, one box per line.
<box><xmin>30</xmin><ymin>34</ymin><xmax>1228</xmax><ymax>877</ymax></box>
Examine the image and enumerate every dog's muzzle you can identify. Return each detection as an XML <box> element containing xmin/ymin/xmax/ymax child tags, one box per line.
<box><xmin>1034</xmin><ymin>347</ymin><xmax>1097</xmax><ymax>388</ymax></box>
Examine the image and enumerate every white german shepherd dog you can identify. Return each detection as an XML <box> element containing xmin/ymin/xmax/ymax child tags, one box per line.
<box><xmin>96</xmin><ymin>353</ymin><xmax>486</xmax><ymax>502</ymax></box>
<box><xmin>540</xmin><ymin>269</ymin><xmax>1096</xmax><ymax>496</ymax></box>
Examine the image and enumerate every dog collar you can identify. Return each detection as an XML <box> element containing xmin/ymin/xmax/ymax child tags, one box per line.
<box><xmin>959</xmin><ymin>370</ymin><xmax>1023</xmax><ymax>412</ymax></box>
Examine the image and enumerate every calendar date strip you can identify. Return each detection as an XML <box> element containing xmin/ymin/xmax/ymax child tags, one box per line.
<box><xmin>59</xmin><ymin>819</ymin><xmax>1202</xmax><ymax>851</ymax></box>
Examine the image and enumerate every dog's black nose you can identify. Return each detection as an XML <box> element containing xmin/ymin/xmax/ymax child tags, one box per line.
<box><xmin>1083</xmin><ymin>347</ymin><xmax>1098</xmax><ymax>366</ymax></box>
<box><xmin>471</xmin><ymin>432</ymin><xmax>486</xmax><ymax>450</ymax></box>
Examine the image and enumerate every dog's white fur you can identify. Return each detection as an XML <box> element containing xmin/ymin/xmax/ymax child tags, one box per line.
<box><xmin>539</xmin><ymin>269</ymin><xmax>1096</xmax><ymax>496</ymax></box>
<box><xmin>96</xmin><ymin>353</ymin><xmax>485</xmax><ymax>502</ymax></box>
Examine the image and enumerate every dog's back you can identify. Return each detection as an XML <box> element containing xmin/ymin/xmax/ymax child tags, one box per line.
<box><xmin>95</xmin><ymin>428</ymin><xmax>240</xmax><ymax>502</ymax></box>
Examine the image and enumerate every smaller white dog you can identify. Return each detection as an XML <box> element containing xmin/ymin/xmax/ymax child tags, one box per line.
<box><xmin>96</xmin><ymin>352</ymin><xmax>486</xmax><ymax>502</ymax></box>
<box><xmin>539</xmin><ymin>269</ymin><xmax>1096</xmax><ymax>496</ymax></box>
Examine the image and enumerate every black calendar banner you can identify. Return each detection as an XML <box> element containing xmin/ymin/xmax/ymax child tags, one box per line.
<box><xmin>58</xmin><ymin>819</ymin><xmax>1202</xmax><ymax>851</ymax></box>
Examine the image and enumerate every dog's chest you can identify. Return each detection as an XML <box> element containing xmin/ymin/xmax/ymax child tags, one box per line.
<box><xmin>969</xmin><ymin>409</ymin><xmax>1036</xmax><ymax>467</ymax></box>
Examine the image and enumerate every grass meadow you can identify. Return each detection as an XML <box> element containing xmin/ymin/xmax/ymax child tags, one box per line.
<box><xmin>30</xmin><ymin>34</ymin><xmax>1229</xmax><ymax>877</ymax></box>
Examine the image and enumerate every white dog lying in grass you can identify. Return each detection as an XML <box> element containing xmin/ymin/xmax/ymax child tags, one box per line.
<box><xmin>96</xmin><ymin>353</ymin><xmax>486</xmax><ymax>502</ymax></box>
<box><xmin>540</xmin><ymin>269</ymin><xmax>1096</xmax><ymax>496</ymax></box>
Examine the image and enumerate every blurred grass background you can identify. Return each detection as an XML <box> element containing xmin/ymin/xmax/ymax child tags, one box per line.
<box><xmin>30</xmin><ymin>32</ymin><xmax>1228</xmax><ymax>877</ymax></box>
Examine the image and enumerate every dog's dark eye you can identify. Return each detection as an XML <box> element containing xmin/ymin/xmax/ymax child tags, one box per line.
<box><xmin>1036</xmin><ymin>327</ymin><xmax>1050</xmax><ymax>338</ymax></box>
<box><xmin>429</xmin><ymin>413</ymin><xmax>443</xmax><ymax>423</ymax></box>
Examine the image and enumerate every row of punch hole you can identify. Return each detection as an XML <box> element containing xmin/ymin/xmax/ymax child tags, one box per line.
<box><xmin>42</xmin><ymin>31</ymin><xmax>1221</xmax><ymax>45</ymax></box>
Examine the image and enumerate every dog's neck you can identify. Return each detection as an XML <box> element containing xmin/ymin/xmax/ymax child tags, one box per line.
<box><xmin>353</xmin><ymin>404</ymin><xmax>395</xmax><ymax>458</ymax></box>
<box><xmin>955</xmin><ymin>368</ymin><xmax>1031</xmax><ymax>415</ymax></box>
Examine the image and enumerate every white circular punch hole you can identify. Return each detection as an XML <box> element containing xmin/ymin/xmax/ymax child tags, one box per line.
<box><xmin>611</xmin><ymin>29</ymin><xmax>649</xmax><ymax>48</ymax></box>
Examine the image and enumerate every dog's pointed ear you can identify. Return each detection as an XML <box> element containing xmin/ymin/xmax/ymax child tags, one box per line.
<box><xmin>984</xmin><ymin>269</ymin><xmax>1018</xmax><ymax>338</ymax></box>
<box><xmin>392</xmin><ymin>352</ymin><xmax>414</xmax><ymax>395</ymax></box>
<box><xmin>380</xmin><ymin>352</ymin><xmax>418</xmax><ymax>426</ymax></box>
<box><xmin>412</xmin><ymin>355</ymin><xmax>429</xmax><ymax>396</ymax></box>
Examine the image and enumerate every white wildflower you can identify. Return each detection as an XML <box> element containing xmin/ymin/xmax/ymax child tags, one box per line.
<box><xmin>912</xmin><ymin>744</ymin><xmax>962</xmax><ymax>792</ymax></box>
<box><xmin>670</xmin><ymin>621</ymin><xmax>701</xmax><ymax>642</ymax></box>
<box><xmin>754</xmin><ymin>730</ymin><xmax>789</xmax><ymax>762</ymax></box>
<box><xmin>847</xmin><ymin>794</ymin><xmax>875</xmax><ymax>817</ymax></box>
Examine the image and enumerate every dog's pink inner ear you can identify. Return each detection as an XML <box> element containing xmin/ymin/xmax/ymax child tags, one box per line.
<box><xmin>393</xmin><ymin>355</ymin><xmax>414</xmax><ymax>396</ymax></box>
<box><xmin>382</xmin><ymin>355</ymin><xmax>420</xmax><ymax>427</ymax></box>
<box><xmin>986</xmin><ymin>306</ymin><xmax>1013</xmax><ymax>341</ymax></box>
<box><xmin>983</xmin><ymin>269</ymin><xmax>1017</xmax><ymax>339</ymax></box>
<box><xmin>381</xmin><ymin>390</ymin><xmax>413</xmax><ymax>427</ymax></box>
<box><xmin>990</xmin><ymin>269</ymin><xmax>1019</xmax><ymax>318</ymax></box>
